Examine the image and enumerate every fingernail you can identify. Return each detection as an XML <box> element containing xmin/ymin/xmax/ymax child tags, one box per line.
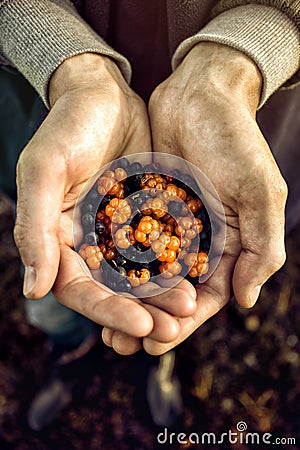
<box><xmin>249</xmin><ymin>285</ymin><xmax>261</xmax><ymax>307</ymax></box>
<box><xmin>23</xmin><ymin>266</ymin><xmax>37</xmax><ymax>297</ymax></box>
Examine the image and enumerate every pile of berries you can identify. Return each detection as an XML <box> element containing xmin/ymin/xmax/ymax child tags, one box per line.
<box><xmin>77</xmin><ymin>158</ymin><xmax>212</xmax><ymax>294</ymax></box>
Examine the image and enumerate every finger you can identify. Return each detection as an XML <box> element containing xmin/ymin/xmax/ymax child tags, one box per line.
<box><xmin>110</xmin><ymin>331</ymin><xmax>142</xmax><ymax>355</ymax></box>
<box><xmin>233</xmin><ymin>176</ymin><xmax>287</xmax><ymax>308</ymax></box>
<box><xmin>142</xmin><ymin>304</ymin><xmax>180</xmax><ymax>343</ymax></box>
<box><xmin>102</xmin><ymin>288</ymin><xmax>189</xmax><ymax>351</ymax></box>
<box><xmin>143</xmin><ymin>253</ymin><xmax>234</xmax><ymax>355</ymax></box>
<box><xmin>102</xmin><ymin>327</ymin><xmax>142</xmax><ymax>355</ymax></box>
<box><xmin>102</xmin><ymin>327</ymin><xmax>113</xmax><ymax>347</ymax></box>
<box><xmin>53</xmin><ymin>245</ymin><xmax>154</xmax><ymax>337</ymax></box>
<box><xmin>14</xmin><ymin>143</ymin><xmax>65</xmax><ymax>299</ymax></box>
<box><xmin>142</xmin><ymin>279</ymin><xmax>197</xmax><ymax>318</ymax></box>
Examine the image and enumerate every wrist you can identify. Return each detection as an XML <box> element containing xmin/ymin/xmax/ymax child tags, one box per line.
<box><xmin>48</xmin><ymin>53</ymin><xmax>125</xmax><ymax>107</ymax></box>
<box><xmin>182</xmin><ymin>42</ymin><xmax>262</xmax><ymax>111</ymax></box>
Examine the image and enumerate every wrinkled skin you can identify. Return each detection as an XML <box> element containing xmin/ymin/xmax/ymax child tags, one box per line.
<box><xmin>103</xmin><ymin>43</ymin><xmax>287</xmax><ymax>355</ymax></box>
<box><xmin>14</xmin><ymin>54</ymin><xmax>196</xmax><ymax>352</ymax></box>
<box><xmin>15</xmin><ymin>44</ymin><xmax>287</xmax><ymax>356</ymax></box>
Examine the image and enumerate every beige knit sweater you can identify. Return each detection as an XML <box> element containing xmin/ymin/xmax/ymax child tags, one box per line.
<box><xmin>0</xmin><ymin>0</ymin><xmax>299</xmax><ymax>108</ymax></box>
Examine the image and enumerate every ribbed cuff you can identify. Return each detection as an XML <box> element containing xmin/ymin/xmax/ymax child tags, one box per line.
<box><xmin>172</xmin><ymin>5</ymin><xmax>300</xmax><ymax>108</ymax></box>
<box><xmin>0</xmin><ymin>0</ymin><xmax>132</xmax><ymax>107</ymax></box>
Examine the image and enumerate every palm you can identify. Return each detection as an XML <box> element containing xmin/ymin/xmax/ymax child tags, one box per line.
<box><xmin>142</xmin><ymin>59</ymin><xmax>286</xmax><ymax>354</ymax></box>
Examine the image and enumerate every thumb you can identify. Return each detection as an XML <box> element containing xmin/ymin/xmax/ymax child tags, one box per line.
<box><xmin>14</xmin><ymin>145</ymin><xmax>65</xmax><ymax>299</ymax></box>
<box><xmin>232</xmin><ymin>179</ymin><xmax>287</xmax><ymax>308</ymax></box>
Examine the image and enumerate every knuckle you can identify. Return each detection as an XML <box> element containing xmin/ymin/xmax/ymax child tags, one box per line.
<box><xmin>13</xmin><ymin>221</ymin><xmax>28</xmax><ymax>251</ymax></box>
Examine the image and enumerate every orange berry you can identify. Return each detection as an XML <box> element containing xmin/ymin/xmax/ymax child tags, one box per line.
<box><xmin>128</xmin><ymin>271</ymin><xmax>140</xmax><ymax>287</ymax></box>
<box><xmin>202</xmin><ymin>262</ymin><xmax>209</xmax><ymax>274</ymax></box>
<box><xmin>185</xmin><ymin>229</ymin><xmax>197</xmax><ymax>240</ymax></box>
<box><xmin>128</xmin><ymin>269</ymin><xmax>150</xmax><ymax>286</ymax></box>
<box><xmin>197</xmin><ymin>252</ymin><xmax>208</xmax><ymax>262</ymax></box>
<box><xmin>138</xmin><ymin>221</ymin><xmax>152</xmax><ymax>234</ymax></box>
<box><xmin>115</xmin><ymin>188</ymin><xmax>125</xmax><ymax>199</ymax></box>
<box><xmin>149</xmin><ymin>230</ymin><xmax>160</xmax><ymax>242</ymax></box>
<box><xmin>114</xmin><ymin>168</ymin><xmax>127</xmax><ymax>181</ymax></box>
<box><xmin>196</xmin><ymin>262</ymin><xmax>209</xmax><ymax>275</ymax></box>
<box><xmin>140</xmin><ymin>215</ymin><xmax>152</xmax><ymax>222</ymax></box>
<box><xmin>152</xmin><ymin>198</ymin><xmax>165</xmax><ymax>209</ymax></box>
<box><xmin>139</xmin><ymin>268</ymin><xmax>151</xmax><ymax>284</ymax></box>
<box><xmin>110</xmin><ymin>199</ymin><xmax>131</xmax><ymax>224</ymax></box>
<box><xmin>153</xmin><ymin>209</ymin><xmax>166</xmax><ymax>219</ymax></box>
<box><xmin>182</xmin><ymin>237</ymin><xmax>191</xmax><ymax>248</ymax></box>
<box><xmin>85</xmin><ymin>245</ymin><xmax>98</xmax><ymax>257</ymax></box>
<box><xmin>168</xmin><ymin>236</ymin><xmax>180</xmax><ymax>251</ymax></box>
<box><xmin>141</xmin><ymin>206</ymin><xmax>152</xmax><ymax>215</ymax></box>
<box><xmin>157</xmin><ymin>250</ymin><xmax>168</xmax><ymax>262</ymax></box>
<box><xmin>117</xmin><ymin>239</ymin><xmax>131</xmax><ymax>249</ymax></box>
<box><xmin>147</xmin><ymin>179</ymin><xmax>156</xmax><ymax>188</ymax></box>
<box><xmin>135</xmin><ymin>230</ymin><xmax>147</xmax><ymax>243</ymax></box>
<box><xmin>165</xmin><ymin>249</ymin><xmax>177</xmax><ymax>263</ymax></box>
<box><xmin>159</xmin><ymin>264</ymin><xmax>173</xmax><ymax>279</ymax></box>
<box><xmin>105</xmin><ymin>204</ymin><xmax>115</xmax><ymax>218</ymax></box>
<box><xmin>169</xmin><ymin>261</ymin><xmax>182</xmax><ymax>275</ymax></box>
<box><xmin>177</xmin><ymin>188</ymin><xmax>187</xmax><ymax>201</ymax></box>
<box><xmin>113</xmin><ymin>213</ymin><xmax>126</xmax><ymax>224</ymax></box>
<box><xmin>187</xmin><ymin>199</ymin><xmax>199</xmax><ymax>213</ymax></box>
<box><xmin>151</xmin><ymin>219</ymin><xmax>160</xmax><ymax>230</ymax></box>
<box><xmin>105</xmin><ymin>249</ymin><xmax>116</xmax><ymax>260</ymax></box>
<box><xmin>188</xmin><ymin>267</ymin><xmax>198</xmax><ymax>277</ymax></box>
<box><xmin>151</xmin><ymin>240</ymin><xmax>166</xmax><ymax>254</ymax></box>
<box><xmin>87</xmin><ymin>255</ymin><xmax>101</xmax><ymax>270</ymax></box>
<box><xmin>99</xmin><ymin>243</ymin><xmax>107</xmax><ymax>255</ymax></box>
<box><xmin>103</xmin><ymin>170</ymin><xmax>114</xmax><ymax>178</ymax></box>
<box><xmin>160</xmin><ymin>261</ymin><xmax>182</xmax><ymax>278</ymax></box>
<box><xmin>178</xmin><ymin>248</ymin><xmax>188</xmax><ymax>260</ymax></box>
<box><xmin>159</xmin><ymin>233</ymin><xmax>171</xmax><ymax>247</ymax></box>
<box><xmin>143</xmin><ymin>238</ymin><xmax>151</xmax><ymax>247</ymax></box>
<box><xmin>181</xmin><ymin>217</ymin><xmax>193</xmax><ymax>229</ymax></box>
<box><xmin>184</xmin><ymin>252</ymin><xmax>198</xmax><ymax>267</ymax></box>
<box><xmin>108</xmin><ymin>183</ymin><xmax>121</xmax><ymax>196</ymax></box>
<box><xmin>166</xmin><ymin>184</ymin><xmax>178</xmax><ymax>196</ymax></box>
<box><xmin>115</xmin><ymin>228</ymin><xmax>132</xmax><ymax>249</ymax></box>
<box><xmin>175</xmin><ymin>226</ymin><xmax>182</xmax><ymax>237</ymax></box>
<box><xmin>97</xmin><ymin>185</ymin><xmax>106</xmax><ymax>195</ymax></box>
<box><xmin>194</xmin><ymin>218</ymin><xmax>203</xmax><ymax>233</ymax></box>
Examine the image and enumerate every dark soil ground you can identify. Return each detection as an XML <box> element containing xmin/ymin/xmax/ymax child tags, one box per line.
<box><xmin>0</xmin><ymin>192</ymin><xmax>299</xmax><ymax>450</ymax></box>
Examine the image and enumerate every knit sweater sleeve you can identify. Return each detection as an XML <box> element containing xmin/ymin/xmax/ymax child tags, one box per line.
<box><xmin>0</xmin><ymin>0</ymin><xmax>132</xmax><ymax>107</ymax></box>
<box><xmin>172</xmin><ymin>4</ymin><xmax>300</xmax><ymax>108</ymax></box>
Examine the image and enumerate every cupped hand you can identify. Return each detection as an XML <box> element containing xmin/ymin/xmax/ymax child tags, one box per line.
<box><xmin>142</xmin><ymin>42</ymin><xmax>287</xmax><ymax>354</ymax></box>
<box><xmin>14</xmin><ymin>53</ymin><xmax>196</xmax><ymax>343</ymax></box>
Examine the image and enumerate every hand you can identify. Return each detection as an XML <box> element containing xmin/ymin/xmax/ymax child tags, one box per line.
<box><xmin>14</xmin><ymin>53</ymin><xmax>196</xmax><ymax>347</ymax></box>
<box><xmin>143</xmin><ymin>42</ymin><xmax>287</xmax><ymax>354</ymax></box>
